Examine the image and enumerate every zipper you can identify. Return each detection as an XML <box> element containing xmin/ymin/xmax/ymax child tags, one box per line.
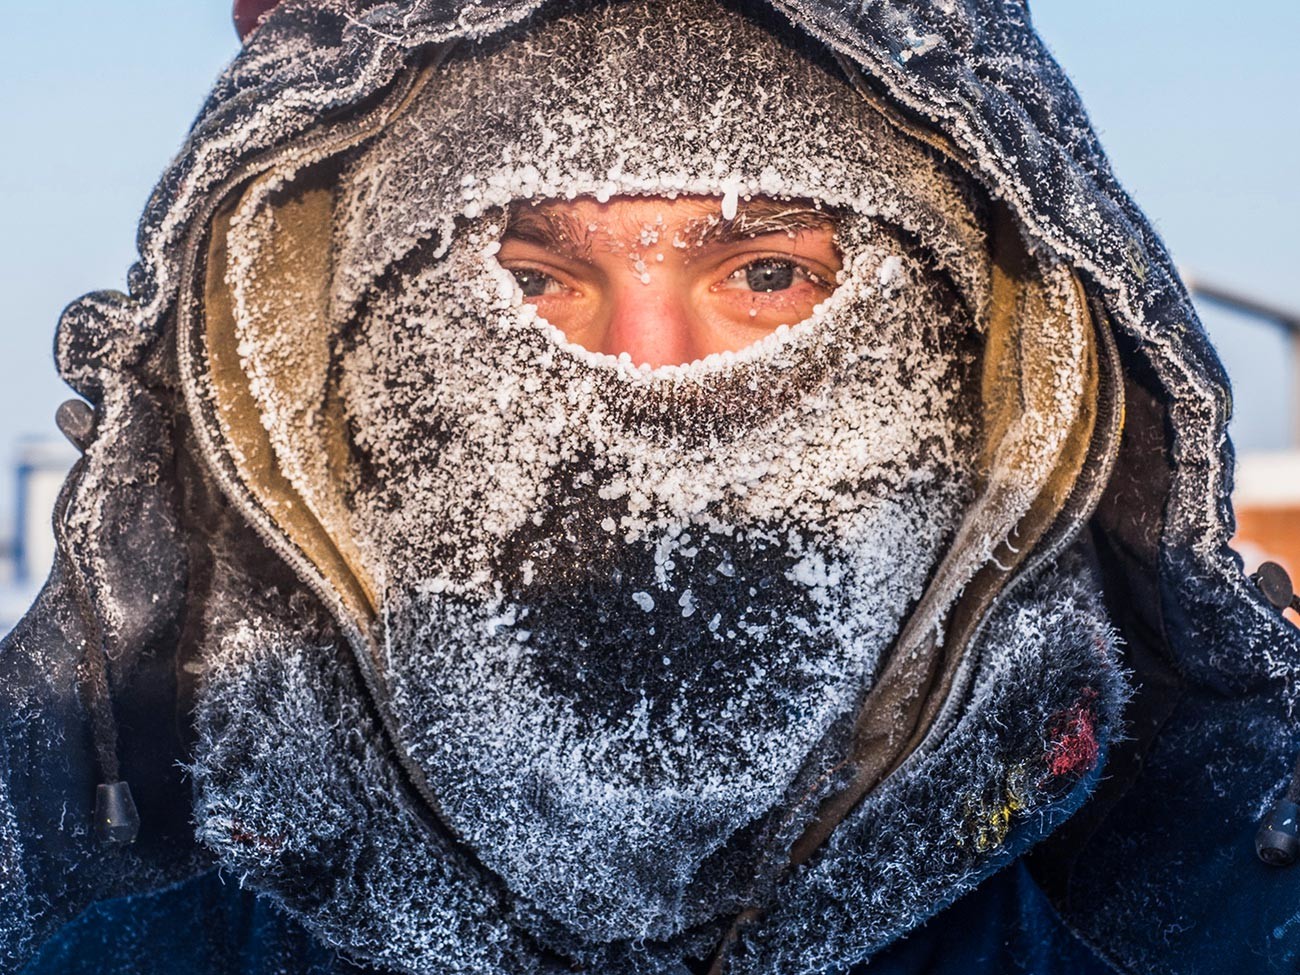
<box><xmin>909</xmin><ymin>297</ymin><xmax>1126</xmax><ymax>764</ymax></box>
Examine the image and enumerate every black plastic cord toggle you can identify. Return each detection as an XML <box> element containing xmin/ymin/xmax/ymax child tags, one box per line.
<box><xmin>94</xmin><ymin>781</ymin><xmax>140</xmax><ymax>848</ymax></box>
<box><xmin>1258</xmin><ymin>800</ymin><xmax>1300</xmax><ymax>867</ymax></box>
<box><xmin>55</xmin><ymin>399</ymin><xmax>96</xmax><ymax>453</ymax></box>
<box><xmin>1257</xmin><ymin>753</ymin><xmax>1300</xmax><ymax>867</ymax></box>
<box><xmin>1251</xmin><ymin>562</ymin><xmax>1300</xmax><ymax>614</ymax></box>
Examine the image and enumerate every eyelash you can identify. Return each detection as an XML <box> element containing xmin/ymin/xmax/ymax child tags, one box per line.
<box><xmin>508</xmin><ymin>266</ymin><xmax>569</xmax><ymax>298</ymax></box>
<box><xmin>502</xmin><ymin>256</ymin><xmax>832</xmax><ymax>299</ymax></box>
<box><xmin>719</xmin><ymin>257</ymin><xmax>827</xmax><ymax>293</ymax></box>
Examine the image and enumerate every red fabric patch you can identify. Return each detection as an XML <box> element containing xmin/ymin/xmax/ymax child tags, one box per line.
<box><xmin>1045</xmin><ymin>689</ymin><xmax>1100</xmax><ymax>780</ymax></box>
<box><xmin>234</xmin><ymin>0</ymin><xmax>284</xmax><ymax>41</ymax></box>
<box><xmin>228</xmin><ymin>818</ymin><xmax>286</xmax><ymax>852</ymax></box>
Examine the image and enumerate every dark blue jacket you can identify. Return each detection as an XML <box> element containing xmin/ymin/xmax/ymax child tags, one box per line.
<box><xmin>4</xmin><ymin>2</ymin><xmax>1299</xmax><ymax>973</ymax></box>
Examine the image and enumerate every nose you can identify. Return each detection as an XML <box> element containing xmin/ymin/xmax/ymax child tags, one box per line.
<box><xmin>598</xmin><ymin>279</ymin><xmax>700</xmax><ymax>369</ymax></box>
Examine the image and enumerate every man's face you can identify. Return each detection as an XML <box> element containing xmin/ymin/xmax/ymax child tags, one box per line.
<box><xmin>495</xmin><ymin>195</ymin><xmax>842</xmax><ymax>368</ymax></box>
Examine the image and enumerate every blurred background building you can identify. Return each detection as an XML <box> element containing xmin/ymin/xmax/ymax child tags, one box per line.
<box><xmin>0</xmin><ymin>0</ymin><xmax>1297</xmax><ymax>634</ymax></box>
<box><xmin>0</xmin><ymin>438</ymin><xmax>78</xmax><ymax>632</ymax></box>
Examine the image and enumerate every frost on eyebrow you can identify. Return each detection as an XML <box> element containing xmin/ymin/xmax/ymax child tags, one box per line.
<box><xmin>500</xmin><ymin>202</ymin><xmax>597</xmax><ymax>260</ymax></box>
<box><xmin>683</xmin><ymin>199</ymin><xmax>842</xmax><ymax>250</ymax></box>
<box><xmin>499</xmin><ymin>196</ymin><xmax>842</xmax><ymax>259</ymax></box>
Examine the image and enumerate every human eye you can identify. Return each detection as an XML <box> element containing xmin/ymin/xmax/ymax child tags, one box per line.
<box><xmin>721</xmin><ymin>258</ymin><xmax>821</xmax><ymax>294</ymax></box>
<box><xmin>509</xmin><ymin>267</ymin><xmax>565</xmax><ymax>298</ymax></box>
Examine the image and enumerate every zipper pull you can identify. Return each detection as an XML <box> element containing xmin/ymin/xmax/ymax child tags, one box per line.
<box><xmin>95</xmin><ymin>781</ymin><xmax>140</xmax><ymax>848</ymax></box>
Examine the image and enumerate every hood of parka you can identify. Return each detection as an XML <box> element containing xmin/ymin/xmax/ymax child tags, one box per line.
<box><xmin>175</xmin><ymin>0</ymin><xmax>1122</xmax><ymax>968</ymax></box>
<box><xmin>179</xmin><ymin>1</ymin><xmax>1123</xmax><ymax>966</ymax></box>
<box><xmin>34</xmin><ymin>1</ymin><xmax>1300</xmax><ymax>974</ymax></box>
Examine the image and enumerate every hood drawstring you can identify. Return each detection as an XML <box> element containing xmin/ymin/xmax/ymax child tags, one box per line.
<box><xmin>54</xmin><ymin>398</ymin><xmax>140</xmax><ymax>849</ymax></box>
<box><xmin>1250</xmin><ymin>561</ymin><xmax>1300</xmax><ymax>866</ymax></box>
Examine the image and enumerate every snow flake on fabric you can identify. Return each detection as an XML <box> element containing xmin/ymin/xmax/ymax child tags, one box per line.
<box><xmin>337</xmin><ymin>207</ymin><xmax>980</xmax><ymax>939</ymax></box>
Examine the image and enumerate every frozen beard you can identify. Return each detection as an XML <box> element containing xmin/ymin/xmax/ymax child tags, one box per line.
<box><xmin>326</xmin><ymin>0</ymin><xmax>990</xmax><ymax>945</ymax></box>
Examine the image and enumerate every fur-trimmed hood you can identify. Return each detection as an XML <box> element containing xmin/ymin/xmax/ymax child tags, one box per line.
<box><xmin>3</xmin><ymin>2</ymin><xmax>1300</xmax><ymax>974</ymax></box>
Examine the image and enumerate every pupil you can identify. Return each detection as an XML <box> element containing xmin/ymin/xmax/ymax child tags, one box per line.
<box><xmin>512</xmin><ymin>269</ymin><xmax>549</xmax><ymax>297</ymax></box>
<box><xmin>746</xmin><ymin>261</ymin><xmax>795</xmax><ymax>292</ymax></box>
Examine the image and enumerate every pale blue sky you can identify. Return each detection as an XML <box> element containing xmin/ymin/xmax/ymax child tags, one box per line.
<box><xmin>0</xmin><ymin>0</ymin><xmax>1297</xmax><ymax>521</ymax></box>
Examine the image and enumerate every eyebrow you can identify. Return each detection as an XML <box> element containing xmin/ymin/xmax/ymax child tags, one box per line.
<box><xmin>684</xmin><ymin>199</ymin><xmax>839</xmax><ymax>249</ymax></box>
<box><xmin>501</xmin><ymin>205</ymin><xmax>595</xmax><ymax>261</ymax></box>
<box><xmin>500</xmin><ymin>197</ymin><xmax>839</xmax><ymax>258</ymax></box>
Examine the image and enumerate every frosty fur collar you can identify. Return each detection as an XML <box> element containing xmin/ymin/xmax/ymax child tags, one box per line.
<box><xmin>190</xmin><ymin>544</ymin><xmax>1124</xmax><ymax>975</ymax></box>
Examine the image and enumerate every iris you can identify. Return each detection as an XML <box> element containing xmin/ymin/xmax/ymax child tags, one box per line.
<box><xmin>512</xmin><ymin>268</ymin><xmax>555</xmax><ymax>297</ymax></box>
<box><xmin>744</xmin><ymin>259</ymin><xmax>796</xmax><ymax>292</ymax></box>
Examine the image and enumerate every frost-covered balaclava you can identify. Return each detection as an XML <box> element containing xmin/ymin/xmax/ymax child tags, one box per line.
<box><xmin>315</xmin><ymin>0</ymin><xmax>992</xmax><ymax>942</ymax></box>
